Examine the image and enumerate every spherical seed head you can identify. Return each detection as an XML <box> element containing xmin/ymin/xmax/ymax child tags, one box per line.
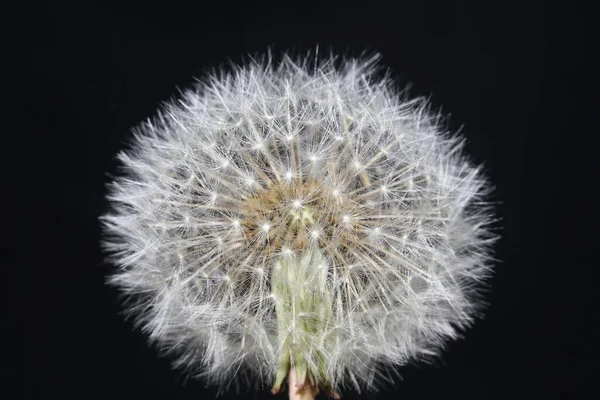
<box><xmin>101</xmin><ymin>52</ymin><xmax>497</xmax><ymax>394</ymax></box>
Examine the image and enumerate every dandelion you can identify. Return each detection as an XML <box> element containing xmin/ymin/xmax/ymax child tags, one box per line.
<box><xmin>101</xmin><ymin>51</ymin><xmax>497</xmax><ymax>399</ymax></box>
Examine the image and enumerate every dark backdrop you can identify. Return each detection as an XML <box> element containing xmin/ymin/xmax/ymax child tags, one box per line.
<box><xmin>13</xmin><ymin>1</ymin><xmax>593</xmax><ymax>399</ymax></box>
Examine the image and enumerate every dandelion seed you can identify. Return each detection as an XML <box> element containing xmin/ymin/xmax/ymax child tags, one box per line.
<box><xmin>101</xmin><ymin>51</ymin><xmax>497</xmax><ymax>398</ymax></box>
<box><xmin>292</xmin><ymin>199</ymin><xmax>304</xmax><ymax>210</ymax></box>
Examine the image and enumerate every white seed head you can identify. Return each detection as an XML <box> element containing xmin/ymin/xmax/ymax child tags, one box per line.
<box><xmin>101</xmin><ymin>52</ymin><xmax>497</xmax><ymax>394</ymax></box>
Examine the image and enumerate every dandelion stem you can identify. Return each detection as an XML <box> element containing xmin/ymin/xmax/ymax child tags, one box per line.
<box><xmin>288</xmin><ymin>368</ymin><xmax>319</xmax><ymax>400</ymax></box>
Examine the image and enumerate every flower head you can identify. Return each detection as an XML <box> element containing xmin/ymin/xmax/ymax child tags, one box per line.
<box><xmin>101</xmin><ymin>52</ymin><xmax>497</xmax><ymax>395</ymax></box>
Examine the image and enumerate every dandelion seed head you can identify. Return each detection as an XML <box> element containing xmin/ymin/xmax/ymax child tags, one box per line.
<box><xmin>101</xmin><ymin>51</ymin><xmax>497</xmax><ymax>394</ymax></box>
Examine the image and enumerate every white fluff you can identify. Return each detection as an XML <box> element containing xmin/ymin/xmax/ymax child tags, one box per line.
<box><xmin>101</xmin><ymin>52</ymin><xmax>497</xmax><ymax>395</ymax></box>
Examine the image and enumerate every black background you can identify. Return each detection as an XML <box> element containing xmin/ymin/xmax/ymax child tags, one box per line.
<box><xmin>13</xmin><ymin>1</ymin><xmax>594</xmax><ymax>399</ymax></box>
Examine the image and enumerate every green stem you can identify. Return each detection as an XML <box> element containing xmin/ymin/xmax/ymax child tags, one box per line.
<box><xmin>270</xmin><ymin>248</ymin><xmax>335</xmax><ymax>395</ymax></box>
